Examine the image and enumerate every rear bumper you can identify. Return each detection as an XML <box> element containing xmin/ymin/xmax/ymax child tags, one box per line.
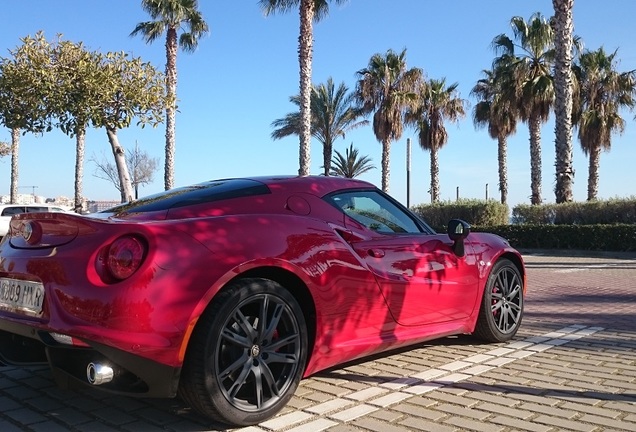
<box><xmin>0</xmin><ymin>319</ymin><xmax>180</xmax><ymax>398</ymax></box>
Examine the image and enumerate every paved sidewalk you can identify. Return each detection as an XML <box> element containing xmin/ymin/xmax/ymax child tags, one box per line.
<box><xmin>1</xmin><ymin>252</ymin><xmax>635</xmax><ymax>431</ymax></box>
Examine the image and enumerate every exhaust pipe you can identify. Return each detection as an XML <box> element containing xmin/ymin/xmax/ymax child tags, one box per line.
<box><xmin>87</xmin><ymin>362</ymin><xmax>114</xmax><ymax>385</ymax></box>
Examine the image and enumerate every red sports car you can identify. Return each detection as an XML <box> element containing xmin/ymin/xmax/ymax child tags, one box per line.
<box><xmin>0</xmin><ymin>176</ymin><xmax>525</xmax><ymax>426</ymax></box>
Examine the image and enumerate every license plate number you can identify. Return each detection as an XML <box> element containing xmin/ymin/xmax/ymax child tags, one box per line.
<box><xmin>0</xmin><ymin>277</ymin><xmax>45</xmax><ymax>315</ymax></box>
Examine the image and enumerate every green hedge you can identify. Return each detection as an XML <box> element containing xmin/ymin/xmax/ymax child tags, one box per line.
<box><xmin>512</xmin><ymin>198</ymin><xmax>636</xmax><ymax>225</ymax></box>
<box><xmin>411</xmin><ymin>198</ymin><xmax>636</xmax><ymax>251</ymax></box>
<box><xmin>475</xmin><ymin>224</ymin><xmax>636</xmax><ymax>252</ymax></box>
<box><xmin>411</xmin><ymin>199</ymin><xmax>509</xmax><ymax>228</ymax></box>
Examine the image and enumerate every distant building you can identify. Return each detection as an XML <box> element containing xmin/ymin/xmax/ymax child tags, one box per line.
<box><xmin>87</xmin><ymin>201</ymin><xmax>120</xmax><ymax>213</ymax></box>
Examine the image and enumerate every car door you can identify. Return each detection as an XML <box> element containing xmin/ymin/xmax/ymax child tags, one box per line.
<box><xmin>328</xmin><ymin>190</ymin><xmax>480</xmax><ymax>327</ymax></box>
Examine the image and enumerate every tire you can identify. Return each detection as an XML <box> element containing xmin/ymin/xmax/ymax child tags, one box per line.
<box><xmin>473</xmin><ymin>258</ymin><xmax>524</xmax><ymax>343</ymax></box>
<box><xmin>178</xmin><ymin>278</ymin><xmax>308</xmax><ymax>426</ymax></box>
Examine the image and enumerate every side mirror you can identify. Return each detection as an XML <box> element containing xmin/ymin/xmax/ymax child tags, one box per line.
<box><xmin>447</xmin><ymin>219</ymin><xmax>471</xmax><ymax>257</ymax></box>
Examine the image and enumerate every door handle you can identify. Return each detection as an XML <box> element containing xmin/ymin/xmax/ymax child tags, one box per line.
<box><xmin>368</xmin><ymin>248</ymin><xmax>385</xmax><ymax>258</ymax></box>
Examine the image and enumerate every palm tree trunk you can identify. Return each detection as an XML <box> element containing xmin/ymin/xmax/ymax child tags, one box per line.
<box><xmin>323</xmin><ymin>141</ymin><xmax>332</xmax><ymax>176</ymax></box>
<box><xmin>164</xmin><ymin>27</ymin><xmax>178</xmax><ymax>190</ymax></box>
<box><xmin>381</xmin><ymin>138</ymin><xmax>391</xmax><ymax>192</ymax></box>
<box><xmin>74</xmin><ymin>128</ymin><xmax>85</xmax><ymax>213</ymax></box>
<box><xmin>106</xmin><ymin>128</ymin><xmax>134</xmax><ymax>203</ymax></box>
<box><xmin>553</xmin><ymin>0</ymin><xmax>575</xmax><ymax>203</ymax></box>
<box><xmin>10</xmin><ymin>128</ymin><xmax>19</xmax><ymax>204</ymax></box>
<box><xmin>430</xmin><ymin>145</ymin><xmax>440</xmax><ymax>203</ymax></box>
<box><xmin>297</xmin><ymin>0</ymin><xmax>314</xmax><ymax>176</ymax></box>
<box><xmin>497</xmin><ymin>135</ymin><xmax>508</xmax><ymax>205</ymax></box>
<box><xmin>529</xmin><ymin>115</ymin><xmax>542</xmax><ymax>205</ymax></box>
<box><xmin>587</xmin><ymin>144</ymin><xmax>601</xmax><ymax>201</ymax></box>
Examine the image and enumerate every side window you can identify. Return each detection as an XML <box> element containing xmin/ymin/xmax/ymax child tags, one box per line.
<box><xmin>1</xmin><ymin>207</ymin><xmax>26</xmax><ymax>216</ymax></box>
<box><xmin>330</xmin><ymin>191</ymin><xmax>422</xmax><ymax>234</ymax></box>
<box><xmin>26</xmin><ymin>207</ymin><xmax>48</xmax><ymax>213</ymax></box>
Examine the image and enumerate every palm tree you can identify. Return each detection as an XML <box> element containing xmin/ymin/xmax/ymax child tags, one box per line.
<box><xmin>493</xmin><ymin>12</ymin><xmax>555</xmax><ymax>205</ymax></box>
<box><xmin>355</xmin><ymin>48</ymin><xmax>423</xmax><ymax>192</ymax></box>
<box><xmin>574</xmin><ymin>48</ymin><xmax>636</xmax><ymax>200</ymax></box>
<box><xmin>260</xmin><ymin>0</ymin><xmax>348</xmax><ymax>176</ymax></box>
<box><xmin>471</xmin><ymin>67</ymin><xmax>519</xmax><ymax>205</ymax></box>
<box><xmin>271</xmin><ymin>77</ymin><xmax>366</xmax><ymax>175</ymax></box>
<box><xmin>329</xmin><ymin>143</ymin><xmax>375</xmax><ymax>178</ymax></box>
<box><xmin>552</xmin><ymin>0</ymin><xmax>576</xmax><ymax>203</ymax></box>
<box><xmin>131</xmin><ymin>0</ymin><xmax>209</xmax><ymax>191</ymax></box>
<box><xmin>406</xmin><ymin>78</ymin><xmax>466</xmax><ymax>203</ymax></box>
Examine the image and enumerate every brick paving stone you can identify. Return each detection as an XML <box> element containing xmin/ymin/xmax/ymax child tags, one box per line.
<box><xmin>473</xmin><ymin>402</ymin><xmax>534</xmax><ymax>420</ymax></box>
<box><xmin>286</xmin><ymin>418</ymin><xmax>339</xmax><ymax>432</ymax></box>
<box><xmin>345</xmin><ymin>386</ymin><xmax>389</xmax><ymax>401</ymax></box>
<box><xmin>260</xmin><ymin>411</ymin><xmax>314</xmax><ymax>430</ymax></box>
<box><xmin>399</xmin><ymin>417</ymin><xmax>458</xmax><ymax>432</ymax></box>
<box><xmin>532</xmin><ymin>414</ymin><xmax>598</xmax><ymax>432</ymax></box>
<box><xmin>579</xmin><ymin>413</ymin><xmax>636</xmax><ymax>430</ymax></box>
<box><xmin>352</xmin><ymin>416</ymin><xmax>412</xmax><ymax>432</ymax></box>
<box><xmin>304</xmin><ymin>380</ymin><xmax>352</xmax><ymax>397</ymax></box>
<box><xmin>4</xmin><ymin>407</ymin><xmax>48</xmax><ymax>425</ymax></box>
<box><xmin>561</xmin><ymin>401</ymin><xmax>623</xmax><ymax>419</ymax></box>
<box><xmin>488</xmin><ymin>415</ymin><xmax>553</xmax><ymax>432</ymax></box>
<box><xmin>604</xmin><ymin>401</ymin><xmax>636</xmax><ymax>414</ymax></box>
<box><xmin>306</xmin><ymin>398</ymin><xmax>355</xmax><ymax>415</ymax></box>
<box><xmin>435</xmin><ymin>404</ymin><xmax>491</xmax><ymax>421</ymax></box>
<box><xmin>329</xmin><ymin>404</ymin><xmax>378</xmax><ymax>422</ymax></box>
<box><xmin>369</xmin><ymin>408</ymin><xmax>405</xmax><ymax>422</ymax></box>
<box><xmin>121</xmin><ymin>421</ymin><xmax>166</xmax><ymax>432</ymax></box>
<box><xmin>391</xmin><ymin>402</ymin><xmax>447</xmax><ymax>421</ymax></box>
<box><xmin>443</xmin><ymin>416</ymin><xmax>505</xmax><ymax>432</ymax></box>
<box><xmin>519</xmin><ymin>402</ymin><xmax>579</xmax><ymax>419</ymax></box>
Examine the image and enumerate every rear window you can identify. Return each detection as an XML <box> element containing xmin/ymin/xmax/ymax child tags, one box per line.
<box><xmin>103</xmin><ymin>179</ymin><xmax>271</xmax><ymax>214</ymax></box>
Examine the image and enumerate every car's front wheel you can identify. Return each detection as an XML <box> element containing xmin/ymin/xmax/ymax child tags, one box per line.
<box><xmin>179</xmin><ymin>278</ymin><xmax>307</xmax><ymax>426</ymax></box>
<box><xmin>473</xmin><ymin>258</ymin><xmax>524</xmax><ymax>342</ymax></box>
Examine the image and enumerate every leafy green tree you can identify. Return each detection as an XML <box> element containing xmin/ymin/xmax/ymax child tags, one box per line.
<box><xmin>355</xmin><ymin>48</ymin><xmax>422</xmax><ymax>192</ymax></box>
<box><xmin>271</xmin><ymin>77</ymin><xmax>366</xmax><ymax>175</ymax></box>
<box><xmin>406</xmin><ymin>78</ymin><xmax>466</xmax><ymax>203</ymax></box>
<box><xmin>552</xmin><ymin>0</ymin><xmax>576</xmax><ymax>203</ymax></box>
<box><xmin>329</xmin><ymin>143</ymin><xmax>375</xmax><ymax>178</ymax></box>
<box><xmin>260</xmin><ymin>0</ymin><xmax>348</xmax><ymax>176</ymax></box>
<box><xmin>132</xmin><ymin>0</ymin><xmax>209</xmax><ymax>191</ymax></box>
<box><xmin>0</xmin><ymin>32</ymin><xmax>55</xmax><ymax>203</ymax></box>
<box><xmin>471</xmin><ymin>67</ymin><xmax>519</xmax><ymax>204</ymax></box>
<box><xmin>90</xmin><ymin>51</ymin><xmax>168</xmax><ymax>202</ymax></box>
<box><xmin>493</xmin><ymin>12</ymin><xmax>555</xmax><ymax>205</ymax></box>
<box><xmin>51</xmin><ymin>39</ymin><xmax>104</xmax><ymax>212</ymax></box>
<box><xmin>574</xmin><ymin>48</ymin><xmax>636</xmax><ymax>200</ymax></box>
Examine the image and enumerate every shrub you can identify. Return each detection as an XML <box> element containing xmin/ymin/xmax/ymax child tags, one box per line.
<box><xmin>411</xmin><ymin>199</ymin><xmax>508</xmax><ymax>231</ymax></box>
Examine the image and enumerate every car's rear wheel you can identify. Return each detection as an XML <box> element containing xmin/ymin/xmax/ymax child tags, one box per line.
<box><xmin>179</xmin><ymin>278</ymin><xmax>307</xmax><ymax>426</ymax></box>
<box><xmin>473</xmin><ymin>258</ymin><xmax>524</xmax><ymax>342</ymax></box>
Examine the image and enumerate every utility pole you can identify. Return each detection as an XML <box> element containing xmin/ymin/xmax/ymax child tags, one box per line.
<box><xmin>19</xmin><ymin>185</ymin><xmax>38</xmax><ymax>197</ymax></box>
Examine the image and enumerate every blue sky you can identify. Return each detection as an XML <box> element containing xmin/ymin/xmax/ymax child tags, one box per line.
<box><xmin>1</xmin><ymin>0</ymin><xmax>635</xmax><ymax>208</ymax></box>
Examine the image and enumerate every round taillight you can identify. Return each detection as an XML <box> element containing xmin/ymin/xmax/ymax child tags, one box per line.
<box><xmin>106</xmin><ymin>236</ymin><xmax>146</xmax><ymax>280</ymax></box>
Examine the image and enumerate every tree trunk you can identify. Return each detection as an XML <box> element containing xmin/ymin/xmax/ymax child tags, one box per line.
<box><xmin>381</xmin><ymin>138</ymin><xmax>391</xmax><ymax>192</ymax></box>
<box><xmin>74</xmin><ymin>128</ymin><xmax>85</xmax><ymax>213</ymax></box>
<box><xmin>587</xmin><ymin>144</ymin><xmax>601</xmax><ymax>201</ymax></box>
<box><xmin>10</xmin><ymin>128</ymin><xmax>19</xmax><ymax>204</ymax></box>
<box><xmin>164</xmin><ymin>27</ymin><xmax>178</xmax><ymax>190</ymax></box>
<box><xmin>553</xmin><ymin>0</ymin><xmax>575</xmax><ymax>203</ymax></box>
<box><xmin>497</xmin><ymin>134</ymin><xmax>508</xmax><ymax>205</ymax></box>
<box><xmin>529</xmin><ymin>115</ymin><xmax>543</xmax><ymax>205</ymax></box>
<box><xmin>106</xmin><ymin>128</ymin><xmax>134</xmax><ymax>203</ymax></box>
<box><xmin>323</xmin><ymin>141</ymin><xmax>332</xmax><ymax>176</ymax></box>
<box><xmin>430</xmin><ymin>145</ymin><xmax>440</xmax><ymax>203</ymax></box>
<box><xmin>297</xmin><ymin>0</ymin><xmax>314</xmax><ymax>176</ymax></box>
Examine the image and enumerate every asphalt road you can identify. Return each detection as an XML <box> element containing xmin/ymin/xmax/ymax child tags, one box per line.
<box><xmin>1</xmin><ymin>251</ymin><xmax>635</xmax><ymax>431</ymax></box>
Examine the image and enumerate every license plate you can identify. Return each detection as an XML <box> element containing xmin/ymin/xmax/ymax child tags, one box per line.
<box><xmin>0</xmin><ymin>277</ymin><xmax>45</xmax><ymax>315</ymax></box>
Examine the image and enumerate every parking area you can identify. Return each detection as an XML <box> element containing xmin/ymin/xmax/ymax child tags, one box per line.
<box><xmin>1</xmin><ymin>252</ymin><xmax>635</xmax><ymax>432</ymax></box>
